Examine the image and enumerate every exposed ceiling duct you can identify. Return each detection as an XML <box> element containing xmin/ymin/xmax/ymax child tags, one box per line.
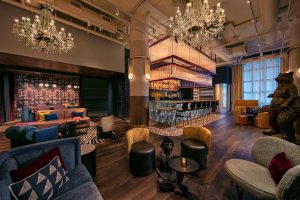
<box><xmin>258</xmin><ymin>0</ymin><xmax>280</xmax><ymax>45</ymax></box>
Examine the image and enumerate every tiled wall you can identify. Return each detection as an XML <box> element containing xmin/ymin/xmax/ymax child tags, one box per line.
<box><xmin>14</xmin><ymin>73</ymin><xmax>79</xmax><ymax>118</ymax></box>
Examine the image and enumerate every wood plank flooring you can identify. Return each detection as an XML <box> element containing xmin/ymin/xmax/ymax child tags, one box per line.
<box><xmin>0</xmin><ymin>114</ymin><xmax>264</xmax><ymax>200</ymax></box>
<box><xmin>93</xmin><ymin>114</ymin><xmax>263</xmax><ymax>200</ymax></box>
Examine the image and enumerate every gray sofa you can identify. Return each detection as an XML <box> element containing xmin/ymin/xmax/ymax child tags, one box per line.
<box><xmin>0</xmin><ymin>138</ymin><xmax>103</xmax><ymax>200</ymax></box>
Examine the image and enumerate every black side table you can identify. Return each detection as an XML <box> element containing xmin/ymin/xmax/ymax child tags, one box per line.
<box><xmin>168</xmin><ymin>156</ymin><xmax>199</xmax><ymax>195</ymax></box>
<box><xmin>81</xmin><ymin>144</ymin><xmax>96</xmax><ymax>178</ymax></box>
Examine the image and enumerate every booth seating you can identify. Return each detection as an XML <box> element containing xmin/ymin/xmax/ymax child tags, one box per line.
<box><xmin>126</xmin><ymin>128</ymin><xmax>155</xmax><ymax>176</ymax></box>
<box><xmin>16</xmin><ymin>108</ymin><xmax>90</xmax><ymax>129</ymax></box>
<box><xmin>181</xmin><ymin>127</ymin><xmax>212</xmax><ymax>169</ymax></box>
<box><xmin>0</xmin><ymin>138</ymin><xmax>103</xmax><ymax>200</ymax></box>
<box><xmin>254</xmin><ymin>112</ymin><xmax>269</xmax><ymax>129</ymax></box>
<box><xmin>233</xmin><ymin>100</ymin><xmax>259</xmax><ymax>124</ymax></box>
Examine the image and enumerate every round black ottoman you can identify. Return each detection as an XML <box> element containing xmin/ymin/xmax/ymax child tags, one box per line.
<box><xmin>181</xmin><ymin>138</ymin><xmax>207</xmax><ymax>170</ymax></box>
<box><xmin>129</xmin><ymin>141</ymin><xmax>155</xmax><ymax>177</ymax></box>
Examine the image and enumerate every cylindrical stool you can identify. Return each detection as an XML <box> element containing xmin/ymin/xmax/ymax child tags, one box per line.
<box><xmin>129</xmin><ymin>141</ymin><xmax>155</xmax><ymax>176</ymax></box>
<box><xmin>81</xmin><ymin>144</ymin><xmax>96</xmax><ymax>178</ymax></box>
<box><xmin>239</xmin><ymin>115</ymin><xmax>248</xmax><ymax>125</ymax></box>
<box><xmin>181</xmin><ymin>138</ymin><xmax>207</xmax><ymax>170</ymax></box>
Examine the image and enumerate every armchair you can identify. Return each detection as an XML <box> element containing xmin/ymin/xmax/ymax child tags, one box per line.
<box><xmin>126</xmin><ymin>128</ymin><xmax>155</xmax><ymax>176</ymax></box>
<box><xmin>254</xmin><ymin>112</ymin><xmax>269</xmax><ymax>129</ymax></box>
<box><xmin>181</xmin><ymin>127</ymin><xmax>212</xmax><ymax>169</ymax></box>
<box><xmin>225</xmin><ymin>136</ymin><xmax>300</xmax><ymax>200</ymax></box>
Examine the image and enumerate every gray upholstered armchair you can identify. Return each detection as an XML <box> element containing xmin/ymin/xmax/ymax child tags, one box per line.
<box><xmin>225</xmin><ymin>136</ymin><xmax>300</xmax><ymax>200</ymax></box>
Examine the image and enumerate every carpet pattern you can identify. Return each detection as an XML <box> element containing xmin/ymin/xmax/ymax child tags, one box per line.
<box><xmin>78</xmin><ymin>122</ymin><xmax>121</xmax><ymax>145</ymax></box>
<box><xmin>149</xmin><ymin>114</ymin><xmax>225</xmax><ymax>136</ymax></box>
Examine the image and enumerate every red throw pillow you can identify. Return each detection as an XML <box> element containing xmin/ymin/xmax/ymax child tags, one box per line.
<box><xmin>10</xmin><ymin>147</ymin><xmax>66</xmax><ymax>182</ymax></box>
<box><xmin>268</xmin><ymin>152</ymin><xmax>294</xmax><ymax>184</ymax></box>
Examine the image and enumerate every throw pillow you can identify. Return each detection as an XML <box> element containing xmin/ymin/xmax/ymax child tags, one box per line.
<box><xmin>44</xmin><ymin>113</ymin><xmax>59</xmax><ymax>121</ymax></box>
<box><xmin>269</xmin><ymin>152</ymin><xmax>294</xmax><ymax>184</ymax></box>
<box><xmin>11</xmin><ymin>147</ymin><xmax>66</xmax><ymax>182</ymax></box>
<box><xmin>9</xmin><ymin>156</ymin><xmax>69</xmax><ymax>200</ymax></box>
<box><xmin>72</xmin><ymin>112</ymin><xmax>84</xmax><ymax>118</ymax></box>
<box><xmin>34</xmin><ymin>126</ymin><xmax>58</xmax><ymax>142</ymax></box>
<box><xmin>37</xmin><ymin>111</ymin><xmax>50</xmax><ymax>121</ymax></box>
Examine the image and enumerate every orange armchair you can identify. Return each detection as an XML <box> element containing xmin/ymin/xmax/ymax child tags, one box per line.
<box><xmin>254</xmin><ymin>112</ymin><xmax>269</xmax><ymax>129</ymax></box>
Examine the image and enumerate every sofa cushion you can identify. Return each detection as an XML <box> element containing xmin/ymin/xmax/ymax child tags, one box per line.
<box><xmin>50</xmin><ymin>110</ymin><xmax>65</xmax><ymax>120</ymax></box>
<box><xmin>269</xmin><ymin>152</ymin><xmax>294</xmax><ymax>184</ymax></box>
<box><xmin>65</xmin><ymin>108</ymin><xmax>86</xmax><ymax>119</ymax></box>
<box><xmin>37</xmin><ymin>111</ymin><xmax>51</xmax><ymax>121</ymax></box>
<box><xmin>5</xmin><ymin>126</ymin><xmax>38</xmax><ymax>141</ymax></box>
<box><xmin>11</xmin><ymin>147</ymin><xmax>66</xmax><ymax>182</ymax></box>
<box><xmin>9</xmin><ymin>157</ymin><xmax>69</xmax><ymax>200</ymax></box>
<box><xmin>52</xmin><ymin>181</ymin><xmax>103</xmax><ymax>200</ymax></box>
<box><xmin>54</xmin><ymin>164</ymin><xmax>92</xmax><ymax>196</ymax></box>
<box><xmin>225</xmin><ymin>159</ymin><xmax>277</xmax><ymax>199</ymax></box>
<box><xmin>45</xmin><ymin>113</ymin><xmax>59</xmax><ymax>121</ymax></box>
<box><xmin>34</xmin><ymin>126</ymin><xmax>58</xmax><ymax>143</ymax></box>
<box><xmin>72</xmin><ymin>112</ymin><xmax>84</xmax><ymax>118</ymax></box>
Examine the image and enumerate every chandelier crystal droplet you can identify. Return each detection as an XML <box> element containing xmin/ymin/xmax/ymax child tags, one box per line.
<box><xmin>169</xmin><ymin>0</ymin><xmax>225</xmax><ymax>48</ymax></box>
<box><xmin>12</xmin><ymin>1</ymin><xmax>74</xmax><ymax>54</ymax></box>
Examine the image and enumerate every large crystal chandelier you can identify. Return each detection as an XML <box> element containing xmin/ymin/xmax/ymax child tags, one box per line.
<box><xmin>12</xmin><ymin>0</ymin><xmax>74</xmax><ymax>54</ymax></box>
<box><xmin>169</xmin><ymin>0</ymin><xmax>225</xmax><ymax>48</ymax></box>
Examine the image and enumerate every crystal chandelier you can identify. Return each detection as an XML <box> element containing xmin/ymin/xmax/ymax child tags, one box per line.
<box><xmin>12</xmin><ymin>0</ymin><xmax>74</xmax><ymax>54</ymax></box>
<box><xmin>169</xmin><ymin>0</ymin><xmax>225</xmax><ymax>48</ymax></box>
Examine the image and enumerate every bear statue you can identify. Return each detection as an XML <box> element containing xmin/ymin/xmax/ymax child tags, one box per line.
<box><xmin>264</xmin><ymin>72</ymin><xmax>300</xmax><ymax>141</ymax></box>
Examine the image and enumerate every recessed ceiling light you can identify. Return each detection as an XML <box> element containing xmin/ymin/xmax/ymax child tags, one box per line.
<box><xmin>247</xmin><ymin>0</ymin><xmax>251</xmax><ymax>4</ymax></box>
<box><xmin>252</xmin><ymin>19</ymin><xmax>255</xmax><ymax>23</ymax></box>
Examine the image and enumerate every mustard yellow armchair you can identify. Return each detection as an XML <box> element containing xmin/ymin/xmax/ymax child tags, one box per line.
<box><xmin>233</xmin><ymin>100</ymin><xmax>259</xmax><ymax>124</ymax></box>
<box><xmin>126</xmin><ymin>128</ymin><xmax>149</xmax><ymax>156</ymax></box>
<box><xmin>181</xmin><ymin>127</ymin><xmax>212</xmax><ymax>169</ymax></box>
<box><xmin>254</xmin><ymin>112</ymin><xmax>269</xmax><ymax>129</ymax></box>
<box><xmin>183</xmin><ymin>127</ymin><xmax>212</xmax><ymax>153</ymax></box>
<box><xmin>126</xmin><ymin>128</ymin><xmax>155</xmax><ymax>176</ymax></box>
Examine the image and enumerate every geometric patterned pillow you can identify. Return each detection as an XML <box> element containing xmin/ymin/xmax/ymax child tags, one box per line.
<box><xmin>9</xmin><ymin>156</ymin><xmax>69</xmax><ymax>200</ymax></box>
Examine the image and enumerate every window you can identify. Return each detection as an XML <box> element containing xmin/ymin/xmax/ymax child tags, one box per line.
<box><xmin>242</xmin><ymin>57</ymin><xmax>280</xmax><ymax>106</ymax></box>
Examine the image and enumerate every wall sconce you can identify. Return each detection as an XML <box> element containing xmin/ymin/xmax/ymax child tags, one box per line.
<box><xmin>39</xmin><ymin>83</ymin><xmax>43</xmax><ymax>87</ymax></box>
<box><xmin>45</xmin><ymin>83</ymin><xmax>49</xmax><ymax>88</ymax></box>
<box><xmin>128</xmin><ymin>73</ymin><xmax>134</xmax><ymax>80</ymax></box>
<box><xmin>145</xmin><ymin>58</ymin><xmax>151</xmax><ymax>81</ymax></box>
<box><xmin>52</xmin><ymin>84</ymin><xmax>57</xmax><ymax>88</ymax></box>
<box><xmin>298</xmin><ymin>67</ymin><xmax>300</xmax><ymax>74</ymax></box>
<box><xmin>128</xmin><ymin>57</ymin><xmax>134</xmax><ymax>80</ymax></box>
<box><xmin>67</xmin><ymin>85</ymin><xmax>72</xmax><ymax>89</ymax></box>
<box><xmin>145</xmin><ymin>73</ymin><xmax>151</xmax><ymax>80</ymax></box>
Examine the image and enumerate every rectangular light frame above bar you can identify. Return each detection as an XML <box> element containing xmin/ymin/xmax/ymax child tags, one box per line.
<box><xmin>149</xmin><ymin>37</ymin><xmax>216</xmax><ymax>74</ymax></box>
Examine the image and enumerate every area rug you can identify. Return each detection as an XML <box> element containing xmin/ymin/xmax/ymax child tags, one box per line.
<box><xmin>149</xmin><ymin>114</ymin><xmax>225</xmax><ymax>137</ymax></box>
<box><xmin>78</xmin><ymin>122</ymin><xmax>122</xmax><ymax>145</ymax></box>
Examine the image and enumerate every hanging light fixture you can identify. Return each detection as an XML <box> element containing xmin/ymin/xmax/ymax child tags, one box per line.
<box><xmin>169</xmin><ymin>0</ymin><xmax>225</xmax><ymax>48</ymax></box>
<box><xmin>12</xmin><ymin>0</ymin><xmax>74</xmax><ymax>54</ymax></box>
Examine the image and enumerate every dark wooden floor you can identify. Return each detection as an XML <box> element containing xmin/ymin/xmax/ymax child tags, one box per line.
<box><xmin>94</xmin><ymin>115</ymin><xmax>263</xmax><ymax>200</ymax></box>
<box><xmin>0</xmin><ymin>115</ymin><xmax>264</xmax><ymax>200</ymax></box>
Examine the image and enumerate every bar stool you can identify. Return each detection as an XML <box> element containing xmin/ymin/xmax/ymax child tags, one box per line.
<box><xmin>176</xmin><ymin>102</ymin><xmax>189</xmax><ymax>127</ymax></box>
<box><xmin>189</xmin><ymin>102</ymin><xmax>197</xmax><ymax>124</ymax></box>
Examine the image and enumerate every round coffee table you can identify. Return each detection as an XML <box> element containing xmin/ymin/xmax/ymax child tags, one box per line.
<box><xmin>168</xmin><ymin>156</ymin><xmax>199</xmax><ymax>194</ymax></box>
<box><xmin>81</xmin><ymin>144</ymin><xmax>96</xmax><ymax>178</ymax></box>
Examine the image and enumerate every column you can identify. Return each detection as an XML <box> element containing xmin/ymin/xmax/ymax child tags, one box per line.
<box><xmin>288</xmin><ymin>1</ymin><xmax>300</xmax><ymax>93</ymax></box>
<box><xmin>129</xmin><ymin>19</ymin><xmax>150</xmax><ymax>126</ymax></box>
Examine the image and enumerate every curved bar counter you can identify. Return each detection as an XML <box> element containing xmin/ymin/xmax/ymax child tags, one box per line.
<box><xmin>149</xmin><ymin>100</ymin><xmax>219</xmax><ymax>125</ymax></box>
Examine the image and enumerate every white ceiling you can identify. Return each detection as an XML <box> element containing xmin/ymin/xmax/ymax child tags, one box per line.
<box><xmin>5</xmin><ymin>0</ymin><xmax>292</xmax><ymax>64</ymax></box>
<box><xmin>104</xmin><ymin>0</ymin><xmax>290</xmax><ymax>63</ymax></box>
